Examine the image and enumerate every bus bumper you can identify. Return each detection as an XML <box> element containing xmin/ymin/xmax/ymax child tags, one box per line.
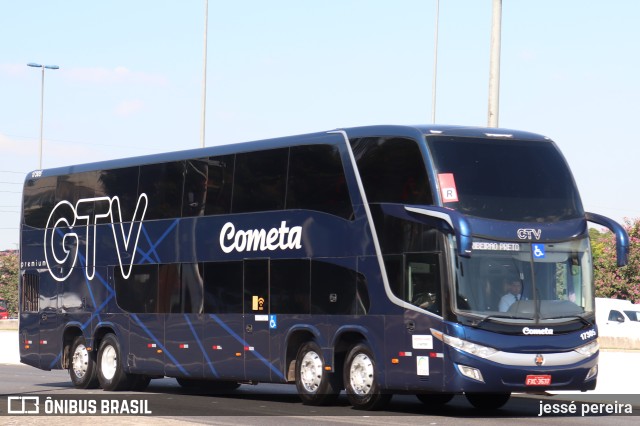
<box><xmin>443</xmin><ymin>349</ymin><xmax>598</xmax><ymax>393</ymax></box>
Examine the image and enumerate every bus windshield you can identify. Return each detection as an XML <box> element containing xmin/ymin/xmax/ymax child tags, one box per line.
<box><xmin>426</xmin><ymin>136</ymin><xmax>584</xmax><ymax>222</ymax></box>
<box><xmin>453</xmin><ymin>237</ymin><xmax>593</xmax><ymax>322</ymax></box>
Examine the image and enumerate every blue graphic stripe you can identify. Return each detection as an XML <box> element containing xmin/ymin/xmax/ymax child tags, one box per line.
<box><xmin>184</xmin><ymin>314</ymin><xmax>218</xmax><ymax>377</ymax></box>
<box><xmin>76</xmin><ymin>252</ymin><xmax>103</xmax><ymax>324</ymax></box>
<box><xmin>139</xmin><ymin>225</ymin><xmax>161</xmax><ymax>263</ymax></box>
<box><xmin>131</xmin><ymin>314</ymin><xmax>189</xmax><ymax>376</ymax></box>
<box><xmin>137</xmin><ymin>219</ymin><xmax>179</xmax><ymax>264</ymax></box>
<box><xmin>209</xmin><ymin>314</ymin><xmax>284</xmax><ymax>380</ymax></box>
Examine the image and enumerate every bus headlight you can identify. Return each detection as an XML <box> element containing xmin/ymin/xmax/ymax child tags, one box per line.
<box><xmin>574</xmin><ymin>340</ymin><xmax>599</xmax><ymax>357</ymax></box>
<box><xmin>456</xmin><ymin>364</ymin><xmax>485</xmax><ymax>382</ymax></box>
<box><xmin>431</xmin><ymin>329</ymin><xmax>498</xmax><ymax>359</ymax></box>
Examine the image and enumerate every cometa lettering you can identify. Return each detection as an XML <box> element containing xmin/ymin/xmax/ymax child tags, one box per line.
<box><xmin>522</xmin><ymin>327</ymin><xmax>554</xmax><ymax>335</ymax></box>
<box><xmin>220</xmin><ymin>221</ymin><xmax>302</xmax><ymax>254</ymax></box>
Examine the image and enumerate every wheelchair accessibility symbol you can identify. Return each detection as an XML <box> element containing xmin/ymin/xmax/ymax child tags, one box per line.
<box><xmin>533</xmin><ymin>244</ymin><xmax>545</xmax><ymax>259</ymax></box>
<box><xmin>269</xmin><ymin>315</ymin><xmax>277</xmax><ymax>329</ymax></box>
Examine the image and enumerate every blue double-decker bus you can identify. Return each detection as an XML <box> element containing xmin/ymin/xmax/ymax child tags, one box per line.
<box><xmin>19</xmin><ymin>125</ymin><xmax>628</xmax><ymax>410</ymax></box>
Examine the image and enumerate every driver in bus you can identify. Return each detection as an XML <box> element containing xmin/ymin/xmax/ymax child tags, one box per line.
<box><xmin>499</xmin><ymin>278</ymin><xmax>524</xmax><ymax>312</ymax></box>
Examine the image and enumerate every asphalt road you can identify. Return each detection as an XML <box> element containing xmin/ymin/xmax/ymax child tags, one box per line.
<box><xmin>0</xmin><ymin>364</ymin><xmax>639</xmax><ymax>425</ymax></box>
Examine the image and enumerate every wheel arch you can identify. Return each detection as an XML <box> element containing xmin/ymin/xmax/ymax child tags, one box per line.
<box><xmin>61</xmin><ymin>323</ymin><xmax>84</xmax><ymax>369</ymax></box>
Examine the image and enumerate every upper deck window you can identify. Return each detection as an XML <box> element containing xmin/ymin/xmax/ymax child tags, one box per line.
<box><xmin>427</xmin><ymin>136</ymin><xmax>584</xmax><ymax>222</ymax></box>
<box><xmin>350</xmin><ymin>137</ymin><xmax>433</xmax><ymax>205</ymax></box>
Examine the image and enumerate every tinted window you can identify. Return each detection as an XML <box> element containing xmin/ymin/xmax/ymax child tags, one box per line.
<box><xmin>23</xmin><ymin>176</ymin><xmax>57</xmax><ymax>228</ymax></box>
<box><xmin>350</xmin><ymin>137</ymin><xmax>433</xmax><ymax>204</ymax></box>
<box><xmin>97</xmin><ymin>167</ymin><xmax>140</xmax><ymax>223</ymax></box>
<box><xmin>158</xmin><ymin>263</ymin><xmax>181</xmax><ymax>313</ymax></box>
<box><xmin>115</xmin><ymin>264</ymin><xmax>158</xmax><ymax>313</ymax></box>
<box><xmin>153</xmin><ymin>263</ymin><xmax>204</xmax><ymax>314</ymax></box>
<box><xmin>371</xmin><ymin>205</ymin><xmax>443</xmax><ymax>255</ymax></box>
<box><xmin>183</xmin><ymin>156</ymin><xmax>234</xmax><ymax>217</ymax></box>
<box><xmin>244</xmin><ymin>260</ymin><xmax>269</xmax><ymax>314</ymax></box>
<box><xmin>386</xmin><ymin>253</ymin><xmax>442</xmax><ymax>315</ymax></box>
<box><xmin>311</xmin><ymin>260</ymin><xmax>368</xmax><ymax>315</ymax></box>
<box><xmin>139</xmin><ymin>162</ymin><xmax>184</xmax><ymax>220</ymax></box>
<box><xmin>287</xmin><ymin>145</ymin><xmax>353</xmax><ymax>219</ymax></box>
<box><xmin>427</xmin><ymin>136</ymin><xmax>584</xmax><ymax>221</ymax></box>
<box><xmin>270</xmin><ymin>259</ymin><xmax>310</xmax><ymax>314</ymax></box>
<box><xmin>203</xmin><ymin>261</ymin><xmax>243</xmax><ymax>313</ymax></box>
<box><xmin>233</xmin><ymin>149</ymin><xmax>288</xmax><ymax>213</ymax></box>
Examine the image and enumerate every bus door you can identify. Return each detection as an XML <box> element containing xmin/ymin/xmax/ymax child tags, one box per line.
<box><xmin>201</xmin><ymin>261</ymin><xmax>245</xmax><ymax>380</ymax></box>
<box><xmin>403</xmin><ymin>253</ymin><xmax>445</xmax><ymax>390</ymax></box>
<box><xmin>38</xmin><ymin>274</ymin><xmax>61</xmax><ymax>370</ymax></box>
<box><xmin>243</xmin><ymin>259</ymin><xmax>272</xmax><ymax>382</ymax></box>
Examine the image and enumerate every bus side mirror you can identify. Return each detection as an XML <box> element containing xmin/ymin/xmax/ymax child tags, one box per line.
<box><xmin>586</xmin><ymin>212</ymin><xmax>629</xmax><ymax>267</ymax></box>
<box><xmin>405</xmin><ymin>206</ymin><xmax>473</xmax><ymax>257</ymax></box>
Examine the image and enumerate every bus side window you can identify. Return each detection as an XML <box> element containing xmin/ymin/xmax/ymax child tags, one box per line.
<box><xmin>139</xmin><ymin>161</ymin><xmax>185</xmax><ymax>220</ymax></box>
<box><xmin>98</xmin><ymin>167</ymin><xmax>140</xmax><ymax>222</ymax></box>
<box><xmin>287</xmin><ymin>145</ymin><xmax>353</xmax><ymax>220</ymax></box>
<box><xmin>23</xmin><ymin>176</ymin><xmax>57</xmax><ymax>228</ymax></box>
<box><xmin>310</xmin><ymin>260</ymin><xmax>367</xmax><ymax>315</ymax></box>
<box><xmin>270</xmin><ymin>259</ymin><xmax>310</xmax><ymax>314</ymax></box>
<box><xmin>233</xmin><ymin>148</ymin><xmax>288</xmax><ymax>213</ymax></box>
<box><xmin>114</xmin><ymin>264</ymin><xmax>158</xmax><ymax>314</ymax></box>
<box><xmin>202</xmin><ymin>261</ymin><xmax>243</xmax><ymax>314</ymax></box>
<box><xmin>350</xmin><ymin>137</ymin><xmax>433</xmax><ymax>205</ymax></box>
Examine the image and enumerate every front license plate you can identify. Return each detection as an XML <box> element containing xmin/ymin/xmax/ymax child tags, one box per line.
<box><xmin>526</xmin><ymin>375</ymin><xmax>552</xmax><ymax>386</ymax></box>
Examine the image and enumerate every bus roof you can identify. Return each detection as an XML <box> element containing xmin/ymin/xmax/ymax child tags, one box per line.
<box><xmin>26</xmin><ymin>124</ymin><xmax>550</xmax><ymax>180</ymax></box>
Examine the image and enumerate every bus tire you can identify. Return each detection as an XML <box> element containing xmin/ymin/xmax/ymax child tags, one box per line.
<box><xmin>465</xmin><ymin>392</ymin><xmax>511</xmax><ymax>410</ymax></box>
<box><xmin>294</xmin><ymin>341</ymin><xmax>340</xmax><ymax>406</ymax></box>
<box><xmin>343</xmin><ymin>343</ymin><xmax>391</xmax><ymax>410</ymax></box>
<box><xmin>97</xmin><ymin>333</ymin><xmax>132</xmax><ymax>391</ymax></box>
<box><xmin>416</xmin><ymin>393</ymin><xmax>454</xmax><ymax>406</ymax></box>
<box><xmin>69</xmin><ymin>336</ymin><xmax>99</xmax><ymax>389</ymax></box>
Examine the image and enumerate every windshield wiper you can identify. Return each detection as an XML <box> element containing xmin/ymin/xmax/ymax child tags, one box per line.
<box><xmin>475</xmin><ymin>314</ymin><xmax>533</xmax><ymax>327</ymax></box>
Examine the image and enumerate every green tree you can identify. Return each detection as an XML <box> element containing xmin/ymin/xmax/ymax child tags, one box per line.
<box><xmin>591</xmin><ymin>218</ymin><xmax>640</xmax><ymax>303</ymax></box>
<box><xmin>0</xmin><ymin>250</ymin><xmax>19</xmax><ymax>317</ymax></box>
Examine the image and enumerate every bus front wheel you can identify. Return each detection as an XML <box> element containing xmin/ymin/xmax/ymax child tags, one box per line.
<box><xmin>343</xmin><ymin>343</ymin><xmax>391</xmax><ymax>410</ymax></box>
<box><xmin>69</xmin><ymin>336</ymin><xmax>99</xmax><ymax>389</ymax></box>
<box><xmin>97</xmin><ymin>333</ymin><xmax>132</xmax><ymax>391</ymax></box>
<box><xmin>294</xmin><ymin>341</ymin><xmax>339</xmax><ymax>406</ymax></box>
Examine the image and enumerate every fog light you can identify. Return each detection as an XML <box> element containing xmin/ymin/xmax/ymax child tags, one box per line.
<box><xmin>585</xmin><ymin>365</ymin><xmax>598</xmax><ymax>381</ymax></box>
<box><xmin>456</xmin><ymin>364</ymin><xmax>485</xmax><ymax>383</ymax></box>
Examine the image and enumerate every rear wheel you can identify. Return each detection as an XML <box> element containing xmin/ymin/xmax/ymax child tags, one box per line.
<box><xmin>294</xmin><ymin>341</ymin><xmax>340</xmax><ymax>406</ymax></box>
<box><xmin>343</xmin><ymin>343</ymin><xmax>391</xmax><ymax>410</ymax></box>
<box><xmin>69</xmin><ymin>336</ymin><xmax>99</xmax><ymax>389</ymax></box>
<box><xmin>97</xmin><ymin>333</ymin><xmax>133</xmax><ymax>391</ymax></box>
<box><xmin>465</xmin><ymin>392</ymin><xmax>511</xmax><ymax>410</ymax></box>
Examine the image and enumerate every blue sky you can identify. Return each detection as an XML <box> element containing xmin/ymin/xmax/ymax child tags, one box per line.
<box><xmin>1</xmin><ymin>1</ymin><xmax>639</xmax><ymax>249</ymax></box>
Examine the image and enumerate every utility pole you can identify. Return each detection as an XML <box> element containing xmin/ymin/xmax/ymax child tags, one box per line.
<box><xmin>488</xmin><ymin>0</ymin><xmax>502</xmax><ymax>127</ymax></box>
<box><xmin>200</xmin><ymin>0</ymin><xmax>209</xmax><ymax>148</ymax></box>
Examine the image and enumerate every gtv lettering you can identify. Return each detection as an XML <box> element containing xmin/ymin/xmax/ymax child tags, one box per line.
<box><xmin>220</xmin><ymin>221</ymin><xmax>302</xmax><ymax>254</ymax></box>
<box><xmin>517</xmin><ymin>228</ymin><xmax>542</xmax><ymax>240</ymax></box>
<box><xmin>44</xmin><ymin>194</ymin><xmax>148</xmax><ymax>281</ymax></box>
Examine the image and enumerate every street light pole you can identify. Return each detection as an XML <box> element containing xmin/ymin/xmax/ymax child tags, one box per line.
<box><xmin>200</xmin><ymin>0</ymin><xmax>208</xmax><ymax>148</ymax></box>
<box><xmin>27</xmin><ymin>62</ymin><xmax>59</xmax><ymax>169</ymax></box>
<box><xmin>487</xmin><ymin>0</ymin><xmax>502</xmax><ymax>128</ymax></box>
<box><xmin>431</xmin><ymin>0</ymin><xmax>439</xmax><ymax>124</ymax></box>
